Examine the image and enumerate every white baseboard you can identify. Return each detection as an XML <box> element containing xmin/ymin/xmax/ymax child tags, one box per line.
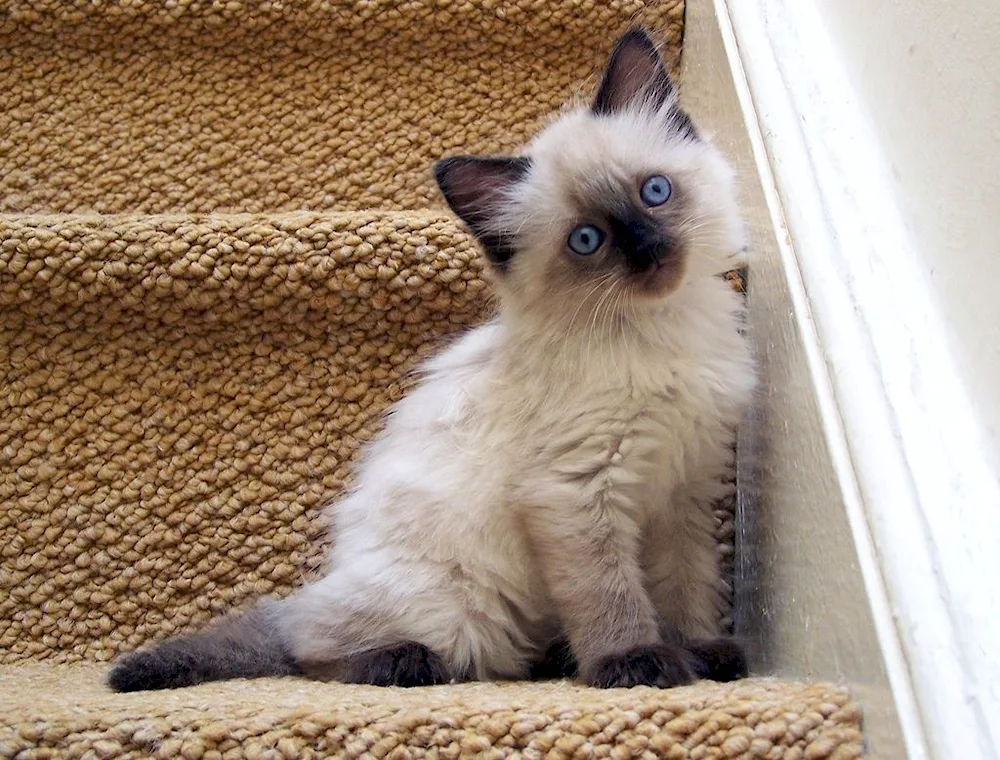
<box><xmin>677</xmin><ymin>0</ymin><xmax>1000</xmax><ymax>757</ymax></box>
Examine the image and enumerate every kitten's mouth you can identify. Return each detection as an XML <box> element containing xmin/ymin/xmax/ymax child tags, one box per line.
<box><xmin>629</xmin><ymin>257</ymin><xmax>686</xmax><ymax>298</ymax></box>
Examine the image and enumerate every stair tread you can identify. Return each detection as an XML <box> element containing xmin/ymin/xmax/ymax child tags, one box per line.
<box><xmin>0</xmin><ymin>663</ymin><xmax>863</xmax><ymax>758</ymax></box>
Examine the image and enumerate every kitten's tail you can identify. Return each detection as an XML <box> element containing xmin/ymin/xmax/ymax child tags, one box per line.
<box><xmin>106</xmin><ymin>599</ymin><xmax>301</xmax><ymax>692</ymax></box>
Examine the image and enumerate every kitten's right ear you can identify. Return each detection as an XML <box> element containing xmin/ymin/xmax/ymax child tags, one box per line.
<box><xmin>434</xmin><ymin>156</ymin><xmax>531</xmax><ymax>270</ymax></box>
<box><xmin>593</xmin><ymin>28</ymin><xmax>676</xmax><ymax>115</ymax></box>
<box><xmin>592</xmin><ymin>28</ymin><xmax>697</xmax><ymax>138</ymax></box>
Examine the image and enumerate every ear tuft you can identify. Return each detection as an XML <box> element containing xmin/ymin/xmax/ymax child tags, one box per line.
<box><xmin>434</xmin><ymin>156</ymin><xmax>531</xmax><ymax>269</ymax></box>
<box><xmin>592</xmin><ymin>27</ymin><xmax>692</xmax><ymax>135</ymax></box>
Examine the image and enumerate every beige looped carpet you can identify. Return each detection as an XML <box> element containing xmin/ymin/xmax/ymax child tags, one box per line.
<box><xmin>0</xmin><ymin>1</ymin><xmax>864</xmax><ymax>756</ymax></box>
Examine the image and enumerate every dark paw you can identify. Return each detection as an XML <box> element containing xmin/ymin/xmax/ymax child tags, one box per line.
<box><xmin>687</xmin><ymin>637</ymin><xmax>749</xmax><ymax>682</ymax></box>
<box><xmin>588</xmin><ymin>644</ymin><xmax>696</xmax><ymax>688</ymax></box>
<box><xmin>529</xmin><ymin>637</ymin><xmax>578</xmax><ymax>680</ymax></box>
<box><xmin>344</xmin><ymin>642</ymin><xmax>451</xmax><ymax>687</ymax></box>
<box><xmin>107</xmin><ymin>649</ymin><xmax>196</xmax><ymax>692</ymax></box>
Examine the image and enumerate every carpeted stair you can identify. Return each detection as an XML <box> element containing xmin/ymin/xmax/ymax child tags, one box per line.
<box><xmin>0</xmin><ymin>1</ymin><xmax>864</xmax><ymax>756</ymax></box>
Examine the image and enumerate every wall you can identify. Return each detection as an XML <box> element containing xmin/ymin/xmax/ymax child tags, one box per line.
<box><xmin>680</xmin><ymin>3</ymin><xmax>913</xmax><ymax>757</ymax></box>
<box><xmin>720</xmin><ymin>0</ymin><xmax>1000</xmax><ymax>757</ymax></box>
<box><xmin>812</xmin><ymin>0</ymin><xmax>1000</xmax><ymax>472</ymax></box>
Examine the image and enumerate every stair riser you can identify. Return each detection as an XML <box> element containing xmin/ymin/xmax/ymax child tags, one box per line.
<box><xmin>1</xmin><ymin>2</ymin><xmax>683</xmax><ymax>214</ymax></box>
<box><xmin>2</xmin><ymin>1</ymin><xmax>684</xmax><ymax>52</ymax></box>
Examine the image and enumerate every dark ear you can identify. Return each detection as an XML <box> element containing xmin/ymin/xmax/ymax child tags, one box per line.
<box><xmin>593</xmin><ymin>28</ymin><xmax>694</xmax><ymax>137</ymax></box>
<box><xmin>434</xmin><ymin>156</ymin><xmax>531</xmax><ymax>269</ymax></box>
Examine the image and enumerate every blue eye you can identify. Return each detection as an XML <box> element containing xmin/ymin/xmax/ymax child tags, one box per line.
<box><xmin>640</xmin><ymin>175</ymin><xmax>672</xmax><ymax>206</ymax></box>
<box><xmin>567</xmin><ymin>224</ymin><xmax>605</xmax><ymax>255</ymax></box>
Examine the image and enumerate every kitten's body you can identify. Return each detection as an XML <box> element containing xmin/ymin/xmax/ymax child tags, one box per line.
<box><xmin>288</xmin><ymin>273</ymin><xmax>752</xmax><ymax>682</ymax></box>
<box><xmin>108</xmin><ymin>29</ymin><xmax>756</xmax><ymax>692</ymax></box>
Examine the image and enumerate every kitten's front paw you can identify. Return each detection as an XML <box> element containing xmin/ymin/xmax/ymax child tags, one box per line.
<box><xmin>587</xmin><ymin>645</ymin><xmax>696</xmax><ymax>688</ymax></box>
<box><xmin>687</xmin><ymin>637</ymin><xmax>748</xmax><ymax>682</ymax></box>
<box><xmin>344</xmin><ymin>642</ymin><xmax>451</xmax><ymax>687</ymax></box>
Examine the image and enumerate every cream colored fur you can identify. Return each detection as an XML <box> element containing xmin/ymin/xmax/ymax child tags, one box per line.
<box><xmin>282</xmin><ymin>101</ymin><xmax>756</xmax><ymax>683</ymax></box>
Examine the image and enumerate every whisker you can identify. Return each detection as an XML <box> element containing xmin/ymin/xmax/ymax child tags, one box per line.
<box><xmin>586</xmin><ymin>276</ymin><xmax>618</xmax><ymax>372</ymax></box>
<box><xmin>568</xmin><ymin>271</ymin><xmax>615</xmax><ymax>329</ymax></box>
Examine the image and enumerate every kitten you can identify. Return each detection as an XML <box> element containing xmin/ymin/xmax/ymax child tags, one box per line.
<box><xmin>107</xmin><ymin>28</ymin><xmax>756</xmax><ymax>693</ymax></box>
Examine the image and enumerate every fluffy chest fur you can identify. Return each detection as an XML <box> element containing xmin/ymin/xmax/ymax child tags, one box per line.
<box><xmin>326</xmin><ymin>274</ymin><xmax>754</xmax><ymax>677</ymax></box>
<box><xmin>410</xmin><ymin>272</ymin><xmax>752</xmax><ymax>513</ymax></box>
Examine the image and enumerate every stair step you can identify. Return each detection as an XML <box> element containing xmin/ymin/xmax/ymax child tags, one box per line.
<box><xmin>0</xmin><ymin>42</ymin><xmax>562</xmax><ymax>214</ymax></box>
<box><xmin>0</xmin><ymin>664</ymin><xmax>864</xmax><ymax>758</ymax></box>
<box><xmin>0</xmin><ymin>2</ymin><xmax>684</xmax><ymax>215</ymax></box>
<box><xmin>0</xmin><ymin>208</ymin><xmax>492</xmax><ymax>664</ymax></box>
<box><xmin>0</xmin><ymin>211</ymin><xmax>488</xmax><ymax>328</ymax></box>
<box><xmin>2</xmin><ymin>0</ymin><xmax>684</xmax><ymax>50</ymax></box>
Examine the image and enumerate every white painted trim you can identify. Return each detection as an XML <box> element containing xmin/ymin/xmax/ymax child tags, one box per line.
<box><xmin>716</xmin><ymin>1</ymin><xmax>1000</xmax><ymax>758</ymax></box>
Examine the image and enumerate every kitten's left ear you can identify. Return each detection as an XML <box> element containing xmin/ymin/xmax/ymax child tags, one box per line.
<box><xmin>434</xmin><ymin>156</ymin><xmax>531</xmax><ymax>270</ymax></box>
<box><xmin>592</xmin><ymin>27</ymin><xmax>697</xmax><ymax>137</ymax></box>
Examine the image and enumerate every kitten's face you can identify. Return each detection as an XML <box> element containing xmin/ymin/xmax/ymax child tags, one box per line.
<box><xmin>510</xmin><ymin>110</ymin><xmax>742</xmax><ymax>307</ymax></box>
<box><xmin>435</xmin><ymin>28</ymin><xmax>744</xmax><ymax>324</ymax></box>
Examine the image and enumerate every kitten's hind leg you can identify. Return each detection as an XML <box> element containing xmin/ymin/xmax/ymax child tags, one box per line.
<box><xmin>107</xmin><ymin>599</ymin><xmax>299</xmax><ymax>692</ymax></box>
<box><xmin>281</xmin><ymin>572</ymin><xmax>458</xmax><ymax>686</ymax></box>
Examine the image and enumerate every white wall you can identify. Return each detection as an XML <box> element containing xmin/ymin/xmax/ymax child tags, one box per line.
<box><xmin>719</xmin><ymin>0</ymin><xmax>1000</xmax><ymax>757</ymax></box>
<box><xmin>812</xmin><ymin>0</ymin><xmax>1000</xmax><ymax>472</ymax></box>
<box><xmin>682</xmin><ymin>3</ymin><xmax>912</xmax><ymax>756</ymax></box>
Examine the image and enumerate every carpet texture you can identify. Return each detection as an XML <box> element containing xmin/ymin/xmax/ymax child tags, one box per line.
<box><xmin>0</xmin><ymin>0</ymin><xmax>864</xmax><ymax>756</ymax></box>
<box><xmin>0</xmin><ymin>665</ymin><xmax>863</xmax><ymax>759</ymax></box>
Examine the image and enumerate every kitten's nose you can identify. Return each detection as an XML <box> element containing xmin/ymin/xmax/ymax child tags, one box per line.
<box><xmin>610</xmin><ymin>213</ymin><xmax>674</xmax><ymax>273</ymax></box>
<box><xmin>626</xmin><ymin>238</ymin><xmax>672</xmax><ymax>273</ymax></box>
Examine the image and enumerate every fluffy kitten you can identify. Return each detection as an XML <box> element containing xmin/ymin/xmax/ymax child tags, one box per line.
<box><xmin>108</xmin><ymin>28</ymin><xmax>756</xmax><ymax>693</ymax></box>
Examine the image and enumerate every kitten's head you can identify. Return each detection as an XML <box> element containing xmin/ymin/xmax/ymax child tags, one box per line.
<box><xmin>435</xmin><ymin>28</ymin><xmax>745</xmax><ymax>325</ymax></box>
